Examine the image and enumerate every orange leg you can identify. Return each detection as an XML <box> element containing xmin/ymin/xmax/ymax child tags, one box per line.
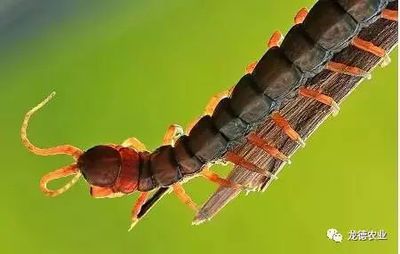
<box><xmin>247</xmin><ymin>133</ymin><xmax>291</xmax><ymax>163</ymax></box>
<box><xmin>381</xmin><ymin>9</ymin><xmax>398</xmax><ymax>21</ymax></box>
<box><xmin>40</xmin><ymin>164</ymin><xmax>81</xmax><ymax>197</ymax></box>
<box><xmin>294</xmin><ymin>7</ymin><xmax>308</xmax><ymax>24</ymax></box>
<box><xmin>245</xmin><ymin>61</ymin><xmax>258</xmax><ymax>74</ymax></box>
<box><xmin>128</xmin><ymin>192</ymin><xmax>150</xmax><ymax>231</ymax></box>
<box><xmin>122</xmin><ymin>137</ymin><xmax>147</xmax><ymax>152</ymax></box>
<box><xmin>267</xmin><ymin>31</ymin><xmax>283</xmax><ymax>48</ymax></box>
<box><xmin>172</xmin><ymin>183</ymin><xmax>198</xmax><ymax>212</ymax></box>
<box><xmin>351</xmin><ymin>37</ymin><xmax>391</xmax><ymax>67</ymax></box>
<box><xmin>352</xmin><ymin>37</ymin><xmax>386</xmax><ymax>57</ymax></box>
<box><xmin>225</xmin><ymin>151</ymin><xmax>278</xmax><ymax>179</ymax></box>
<box><xmin>90</xmin><ymin>186</ymin><xmax>124</xmax><ymax>198</ymax></box>
<box><xmin>351</xmin><ymin>37</ymin><xmax>391</xmax><ymax>66</ymax></box>
<box><xmin>271</xmin><ymin>112</ymin><xmax>305</xmax><ymax>147</ymax></box>
<box><xmin>325</xmin><ymin>61</ymin><xmax>371</xmax><ymax>79</ymax></box>
<box><xmin>162</xmin><ymin>124</ymin><xmax>184</xmax><ymax>146</ymax></box>
<box><xmin>201</xmin><ymin>168</ymin><xmax>241</xmax><ymax>189</ymax></box>
<box><xmin>90</xmin><ymin>186</ymin><xmax>114</xmax><ymax>197</ymax></box>
<box><xmin>128</xmin><ymin>124</ymin><xmax>185</xmax><ymax>230</ymax></box>
<box><xmin>186</xmin><ymin>89</ymin><xmax>232</xmax><ymax>133</ymax></box>
<box><xmin>299</xmin><ymin>87</ymin><xmax>340</xmax><ymax>116</ymax></box>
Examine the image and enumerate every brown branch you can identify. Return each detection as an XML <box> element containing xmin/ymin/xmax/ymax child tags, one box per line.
<box><xmin>194</xmin><ymin>4</ymin><xmax>398</xmax><ymax>224</ymax></box>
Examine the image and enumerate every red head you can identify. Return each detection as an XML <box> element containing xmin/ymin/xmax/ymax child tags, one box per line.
<box><xmin>78</xmin><ymin>145</ymin><xmax>140</xmax><ymax>196</ymax></box>
<box><xmin>21</xmin><ymin>92</ymin><xmax>140</xmax><ymax>198</ymax></box>
<box><xmin>78</xmin><ymin>146</ymin><xmax>122</xmax><ymax>187</ymax></box>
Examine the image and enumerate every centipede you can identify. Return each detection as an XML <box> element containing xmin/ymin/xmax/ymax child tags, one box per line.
<box><xmin>21</xmin><ymin>0</ymin><xmax>398</xmax><ymax>230</ymax></box>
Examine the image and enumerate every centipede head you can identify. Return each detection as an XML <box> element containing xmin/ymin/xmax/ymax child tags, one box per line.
<box><xmin>77</xmin><ymin>145</ymin><xmax>122</xmax><ymax>187</ymax></box>
<box><xmin>21</xmin><ymin>92</ymin><xmax>141</xmax><ymax>197</ymax></box>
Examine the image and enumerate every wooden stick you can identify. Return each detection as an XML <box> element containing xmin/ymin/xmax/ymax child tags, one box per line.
<box><xmin>194</xmin><ymin>5</ymin><xmax>398</xmax><ymax>224</ymax></box>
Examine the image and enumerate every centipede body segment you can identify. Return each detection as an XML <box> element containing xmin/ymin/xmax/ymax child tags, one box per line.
<box><xmin>21</xmin><ymin>0</ymin><xmax>398</xmax><ymax>229</ymax></box>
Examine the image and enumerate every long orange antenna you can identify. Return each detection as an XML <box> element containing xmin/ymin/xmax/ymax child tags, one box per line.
<box><xmin>40</xmin><ymin>164</ymin><xmax>81</xmax><ymax>197</ymax></box>
<box><xmin>22</xmin><ymin>92</ymin><xmax>84</xmax><ymax>196</ymax></box>
<box><xmin>21</xmin><ymin>92</ymin><xmax>83</xmax><ymax>159</ymax></box>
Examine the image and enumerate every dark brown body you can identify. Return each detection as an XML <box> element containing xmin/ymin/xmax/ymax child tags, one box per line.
<box><xmin>99</xmin><ymin>0</ymin><xmax>393</xmax><ymax>193</ymax></box>
<box><xmin>21</xmin><ymin>0</ymin><xmax>397</xmax><ymax>228</ymax></box>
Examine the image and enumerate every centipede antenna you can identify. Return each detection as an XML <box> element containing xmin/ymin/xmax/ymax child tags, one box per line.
<box><xmin>22</xmin><ymin>92</ymin><xmax>84</xmax><ymax>196</ymax></box>
<box><xmin>21</xmin><ymin>91</ymin><xmax>83</xmax><ymax>159</ymax></box>
<box><xmin>40</xmin><ymin>164</ymin><xmax>81</xmax><ymax>197</ymax></box>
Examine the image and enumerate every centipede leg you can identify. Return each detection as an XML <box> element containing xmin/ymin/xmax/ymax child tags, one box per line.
<box><xmin>381</xmin><ymin>9</ymin><xmax>398</xmax><ymax>21</ymax></box>
<box><xmin>162</xmin><ymin>124</ymin><xmax>184</xmax><ymax>146</ymax></box>
<box><xmin>201</xmin><ymin>168</ymin><xmax>241</xmax><ymax>189</ymax></box>
<box><xmin>299</xmin><ymin>87</ymin><xmax>340</xmax><ymax>116</ymax></box>
<box><xmin>294</xmin><ymin>7</ymin><xmax>308</xmax><ymax>24</ymax></box>
<box><xmin>247</xmin><ymin>133</ymin><xmax>291</xmax><ymax>164</ymax></box>
<box><xmin>245</xmin><ymin>61</ymin><xmax>258</xmax><ymax>74</ymax></box>
<box><xmin>128</xmin><ymin>125</ymin><xmax>185</xmax><ymax>229</ymax></box>
<box><xmin>351</xmin><ymin>37</ymin><xmax>391</xmax><ymax>67</ymax></box>
<box><xmin>271</xmin><ymin>112</ymin><xmax>305</xmax><ymax>147</ymax></box>
<box><xmin>128</xmin><ymin>192</ymin><xmax>150</xmax><ymax>231</ymax></box>
<box><xmin>172</xmin><ymin>183</ymin><xmax>198</xmax><ymax>212</ymax></box>
<box><xmin>267</xmin><ymin>31</ymin><xmax>283</xmax><ymax>48</ymax></box>
<box><xmin>122</xmin><ymin>137</ymin><xmax>147</xmax><ymax>152</ymax></box>
<box><xmin>325</xmin><ymin>61</ymin><xmax>371</xmax><ymax>79</ymax></box>
<box><xmin>90</xmin><ymin>186</ymin><xmax>125</xmax><ymax>198</ymax></box>
<box><xmin>225</xmin><ymin>151</ymin><xmax>278</xmax><ymax>179</ymax></box>
<box><xmin>186</xmin><ymin>89</ymin><xmax>232</xmax><ymax>133</ymax></box>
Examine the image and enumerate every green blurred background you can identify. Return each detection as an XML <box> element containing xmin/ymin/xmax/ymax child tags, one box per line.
<box><xmin>0</xmin><ymin>0</ymin><xmax>397</xmax><ymax>253</ymax></box>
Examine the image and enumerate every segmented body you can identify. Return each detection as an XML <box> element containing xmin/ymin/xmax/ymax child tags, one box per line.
<box><xmin>127</xmin><ymin>0</ymin><xmax>394</xmax><ymax>192</ymax></box>
<box><xmin>20</xmin><ymin>0</ymin><xmax>397</xmax><ymax>229</ymax></box>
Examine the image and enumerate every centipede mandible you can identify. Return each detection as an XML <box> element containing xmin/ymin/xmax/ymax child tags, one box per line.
<box><xmin>21</xmin><ymin>0</ymin><xmax>398</xmax><ymax>230</ymax></box>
